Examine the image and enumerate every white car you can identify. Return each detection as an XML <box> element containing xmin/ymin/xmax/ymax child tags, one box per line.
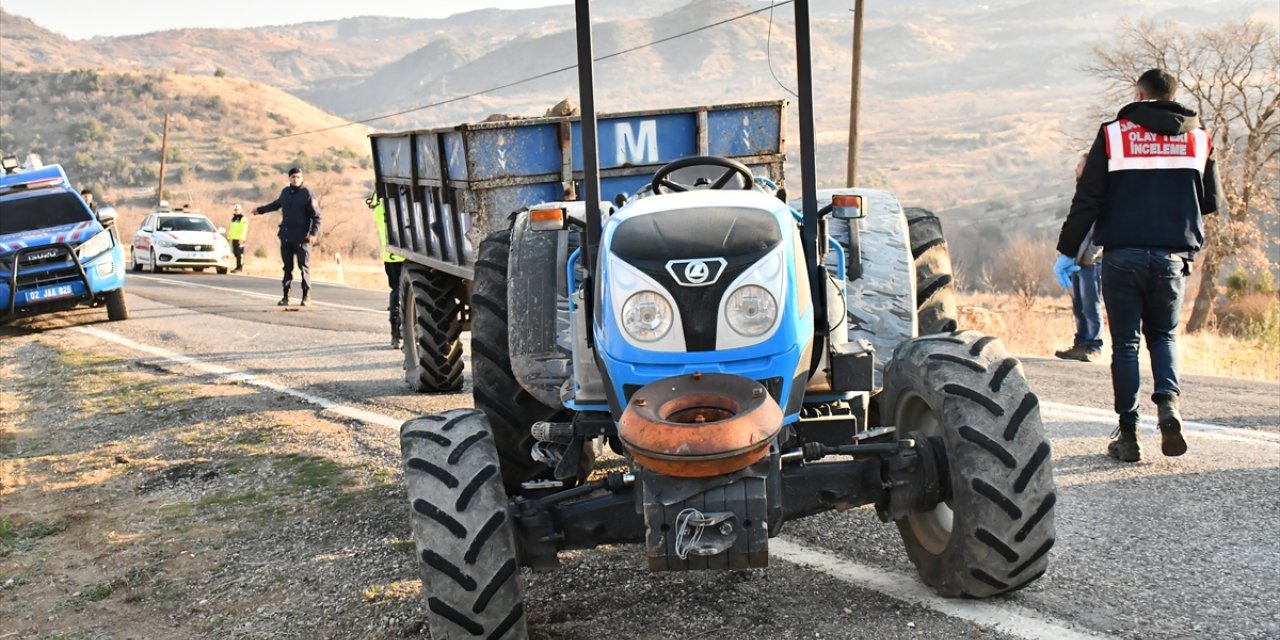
<box><xmin>131</xmin><ymin>210</ymin><xmax>233</xmax><ymax>274</ymax></box>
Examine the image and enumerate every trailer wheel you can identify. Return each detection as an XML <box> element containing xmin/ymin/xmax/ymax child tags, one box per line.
<box><xmin>472</xmin><ymin>228</ymin><xmax>569</xmax><ymax>493</ymax></box>
<box><xmin>905</xmin><ymin>207</ymin><xmax>958</xmax><ymax>334</ymax></box>
<box><xmin>401</xmin><ymin>409</ymin><xmax>527</xmax><ymax>640</ymax></box>
<box><xmin>105</xmin><ymin>289</ymin><xmax>128</xmax><ymax>321</ymax></box>
<box><xmin>882</xmin><ymin>330</ymin><xmax>1056</xmax><ymax>598</ymax></box>
<box><xmin>401</xmin><ymin>265</ymin><xmax>464</xmax><ymax>392</ymax></box>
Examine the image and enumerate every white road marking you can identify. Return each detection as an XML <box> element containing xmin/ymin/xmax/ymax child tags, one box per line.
<box><xmin>1039</xmin><ymin>400</ymin><xmax>1280</xmax><ymax>446</ymax></box>
<box><xmin>73</xmin><ymin>325</ymin><xmax>403</xmax><ymax>429</ymax></box>
<box><xmin>770</xmin><ymin>539</ymin><xmax>1117</xmax><ymax>640</ymax></box>
<box><xmin>131</xmin><ymin>274</ymin><xmax>384</xmax><ymax>314</ymax></box>
<box><xmin>64</xmin><ymin>326</ymin><xmax>1265</xmax><ymax>640</ymax></box>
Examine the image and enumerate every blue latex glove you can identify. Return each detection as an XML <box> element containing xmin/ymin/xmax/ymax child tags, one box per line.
<box><xmin>1054</xmin><ymin>255</ymin><xmax>1081</xmax><ymax>289</ymax></box>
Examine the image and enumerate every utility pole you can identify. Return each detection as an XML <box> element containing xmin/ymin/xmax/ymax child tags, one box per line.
<box><xmin>845</xmin><ymin>0</ymin><xmax>864</xmax><ymax>187</ymax></box>
<box><xmin>157</xmin><ymin>113</ymin><xmax>170</xmax><ymax>208</ymax></box>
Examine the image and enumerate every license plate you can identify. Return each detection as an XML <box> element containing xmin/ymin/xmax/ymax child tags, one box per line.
<box><xmin>24</xmin><ymin>284</ymin><xmax>75</xmax><ymax>303</ymax></box>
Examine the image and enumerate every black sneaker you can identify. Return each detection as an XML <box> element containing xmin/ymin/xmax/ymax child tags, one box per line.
<box><xmin>300</xmin><ymin>294</ymin><xmax>311</xmax><ymax>307</ymax></box>
<box><xmin>1107</xmin><ymin>424</ymin><xmax>1141</xmax><ymax>462</ymax></box>
<box><xmin>277</xmin><ymin>296</ymin><xmax>289</xmax><ymax>306</ymax></box>
<box><xmin>1054</xmin><ymin>344</ymin><xmax>1098</xmax><ymax>362</ymax></box>
<box><xmin>1154</xmin><ymin>393</ymin><xmax>1187</xmax><ymax>457</ymax></box>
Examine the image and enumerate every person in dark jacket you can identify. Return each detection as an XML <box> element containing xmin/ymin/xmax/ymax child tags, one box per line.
<box><xmin>1054</xmin><ymin>68</ymin><xmax>1224</xmax><ymax>463</ymax></box>
<box><xmin>255</xmin><ymin>167</ymin><xmax>322</xmax><ymax>306</ymax></box>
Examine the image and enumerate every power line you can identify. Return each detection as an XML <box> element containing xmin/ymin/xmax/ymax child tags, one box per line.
<box><xmin>254</xmin><ymin>0</ymin><xmax>795</xmax><ymax>144</ymax></box>
<box><xmin>767</xmin><ymin>1</ymin><xmax>799</xmax><ymax>98</ymax></box>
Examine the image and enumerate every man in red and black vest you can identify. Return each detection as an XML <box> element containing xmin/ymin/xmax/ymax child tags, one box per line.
<box><xmin>1055</xmin><ymin>68</ymin><xmax>1224</xmax><ymax>463</ymax></box>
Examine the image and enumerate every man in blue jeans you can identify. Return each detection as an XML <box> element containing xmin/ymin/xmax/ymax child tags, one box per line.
<box><xmin>1055</xmin><ymin>156</ymin><xmax>1104</xmax><ymax>362</ymax></box>
<box><xmin>1054</xmin><ymin>68</ymin><xmax>1223</xmax><ymax>462</ymax></box>
<box><xmin>254</xmin><ymin>167</ymin><xmax>322</xmax><ymax>306</ymax></box>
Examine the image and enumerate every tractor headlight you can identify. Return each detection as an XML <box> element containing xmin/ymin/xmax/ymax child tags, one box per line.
<box><xmin>76</xmin><ymin>229</ymin><xmax>114</xmax><ymax>261</ymax></box>
<box><xmin>621</xmin><ymin>291</ymin><xmax>674</xmax><ymax>342</ymax></box>
<box><xmin>725</xmin><ymin>284</ymin><xmax>778</xmax><ymax>337</ymax></box>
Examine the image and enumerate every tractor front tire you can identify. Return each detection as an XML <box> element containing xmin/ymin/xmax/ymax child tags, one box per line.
<box><xmin>401</xmin><ymin>409</ymin><xmax>527</xmax><ymax>640</ymax></box>
<box><xmin>905</xmin><ymin>207</ymin><xmax>958</xmax><ymax>334</ymax></box>
<box><xmin>401</xmin><ymin>266</ymin><xmax>464</xmax><ymax>392</ymax></box>
<box><xmin>882</xmin><ymin>330</ymin><xmax>1056</xmax><ymax>598</ymax></box>
<box><xmin>472</xmin><ymin>228</ymin><xmax>567</xmax><ymax>493</ymax></box>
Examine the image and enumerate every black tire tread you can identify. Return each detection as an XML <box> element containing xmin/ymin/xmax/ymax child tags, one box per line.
<box><xmin>904</xmin><ymin>207</ymin><xmax>958</xmax><ymax>334</ymax></box>
<box><xmin>884</xmin><ymin>330</ymin><xmax>1056</xmax><ymax>598</ymax></box>
<box><xmin>401</xmin><ymin>409</ymin><xmax>526</xmax><ymax>640</ymax></box>
<box><xmin>402</xmin><ymin>266</ymin><xmax>464</xmax><ymax>392</ymax></box>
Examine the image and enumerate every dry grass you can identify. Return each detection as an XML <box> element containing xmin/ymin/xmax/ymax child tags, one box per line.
<box><xmin>961</xmin><ymin>292</ymin><xmax>1280</xmax><ymax>383</ymax></box>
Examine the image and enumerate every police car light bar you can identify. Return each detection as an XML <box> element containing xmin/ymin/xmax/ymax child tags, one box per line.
<box><xmin>0</xmin><ymin>176</ymin><xmax>65</xmax><ymax>195</ymax></box>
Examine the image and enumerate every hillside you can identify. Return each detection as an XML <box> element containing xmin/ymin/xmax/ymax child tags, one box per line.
<box><xmin>0</xmin><ymin>69</ymin><xmax>378</xmax><ymax>261</ymax></box>
<box><xmin>0</xmin><ymin>10</ymin><xmax>104</xmax><ymax>70</ymax></box>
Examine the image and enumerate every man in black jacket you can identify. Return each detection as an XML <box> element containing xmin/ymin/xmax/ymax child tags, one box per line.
<box><xmin>255</xmin><ymin>167</ymin><xmax>322</xmax><ymax>306</ymax></box>
<box><xmin>1055</xmin><ymin>68</ymin><xmax>1224</xmax><ymax>463</ymax></box>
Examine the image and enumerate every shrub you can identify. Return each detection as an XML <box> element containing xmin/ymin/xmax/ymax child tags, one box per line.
<box><xmin>253</xmin><ymin>245</ymin><xmax>268</xmax><ymax>258</ymax></box>
<box><xmin>1215</xmin><ymin>292</ymin><xmax>1280</xmax><ymax>344</ymax></box>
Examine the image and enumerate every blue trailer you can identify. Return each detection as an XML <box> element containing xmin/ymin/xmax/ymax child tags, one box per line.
<box><xmin>370</xmin><ymin>100</ymin><xmax>787</xmax><ymax>392</ymax></box>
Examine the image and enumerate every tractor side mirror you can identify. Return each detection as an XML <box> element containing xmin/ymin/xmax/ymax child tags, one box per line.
<box><xmin>96</xmin><ymin>206</ymin><xmax>118</xmax><ymax>224</ymax></box>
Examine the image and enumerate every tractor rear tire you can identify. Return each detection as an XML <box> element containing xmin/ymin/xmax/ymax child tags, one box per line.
<box><xmin>105</xmin><ymin>289</ymin><xmax>128</xmax><ymax>321</ymax></box>
<box><xmin>472</xmin><ymin>228</ymin><xmax>567</xmax><ymax>493</ymax></box>
<box><xmin>401</xmin><ymin>409</ymin><xmax>527</xmax><ymax>640</ymax></box>
<box><xmin>401</xmin><ymin>265</ymin><xmax>464</xmax><ymax>392</ymax></box>
<box><xmin>905</xmin><ymin>207</ymin><xmax>958</xmax><ymax>334</ymax></box>
<box><xmin>882</xmin><ymin>330</ymin><xmax>1056</xmax><ymax>598</ymax></box>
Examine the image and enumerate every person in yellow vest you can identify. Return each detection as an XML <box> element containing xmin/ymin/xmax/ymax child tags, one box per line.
<box><xmin>369</xmin><ymin>194</ymin><xmax>406</xmax><ymax>349</ymax></box>
<box><xmin>227</xmin><ymin>203</ymin><xmax>249</xmax><ymax>273</ymax></box>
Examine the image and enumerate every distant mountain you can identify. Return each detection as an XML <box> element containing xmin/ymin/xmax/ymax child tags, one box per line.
<box><xmin>0</xmin><ymin>9</ymin><xmax>104</xmax><ymax>70</ymax></box>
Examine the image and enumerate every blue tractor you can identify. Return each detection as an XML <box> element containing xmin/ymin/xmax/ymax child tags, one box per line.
<box><xmin>395</xmin><ymin>2</ymin><xmax>1056</xmax><ymax>637</ymax></box>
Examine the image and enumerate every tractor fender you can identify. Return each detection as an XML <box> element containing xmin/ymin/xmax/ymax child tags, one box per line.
<box><xmin>507</xmin><ymin>210</ymin><xmax>573</xmax><ymax>409</ymax></box>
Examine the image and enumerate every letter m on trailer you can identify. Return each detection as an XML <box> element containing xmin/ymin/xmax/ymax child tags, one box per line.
<box><xmin>616</xmin><ymin>120</ymin><xmax>658</xmax><ymax>165</ymax></box>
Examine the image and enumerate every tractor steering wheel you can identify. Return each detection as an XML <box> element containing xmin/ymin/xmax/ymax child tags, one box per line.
<box><xmin>650</xmin><ymin>156</ymin><xmax>755</xmax><ymax>195</ymax></box>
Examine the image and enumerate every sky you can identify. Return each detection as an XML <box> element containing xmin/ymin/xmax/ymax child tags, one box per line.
<box><xmin>0</xmin><ymin>0</ymin><xmax>561</xmax><ymax>39</ymax></box>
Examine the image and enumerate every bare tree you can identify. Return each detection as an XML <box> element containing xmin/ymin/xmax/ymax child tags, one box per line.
<box><xmin>1088</xmin><ymin>18</ymin><xmax>1280</xmax><ymax>332</ymax></box>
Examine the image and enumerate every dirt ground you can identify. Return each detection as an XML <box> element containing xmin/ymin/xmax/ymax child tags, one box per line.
<box><xmin>0</xmin><ymin>334</ymin><xmax>429</xmax><ymax>640</ymax></box>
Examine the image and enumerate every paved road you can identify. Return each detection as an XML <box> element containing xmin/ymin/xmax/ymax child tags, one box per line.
<box><xmin>7</xmin><ymin>272</ymin><xmax>1279</xmax><ymax>640</ymax></box>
